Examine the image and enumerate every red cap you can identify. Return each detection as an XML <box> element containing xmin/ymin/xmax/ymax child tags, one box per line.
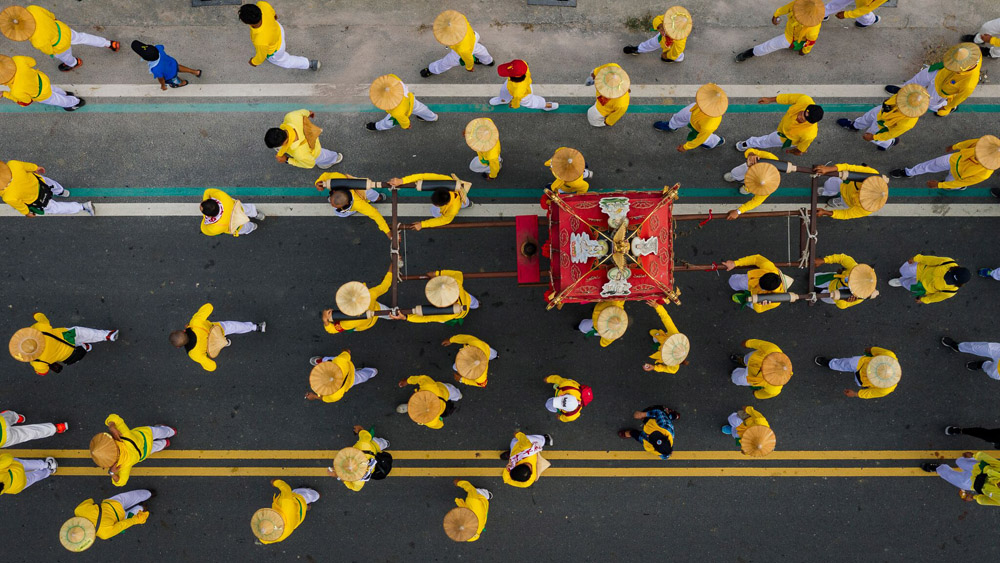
<box><xmin>497</xmin><ymin>59</ymin><xmax>528</xmax><ymax>78</ymax></box>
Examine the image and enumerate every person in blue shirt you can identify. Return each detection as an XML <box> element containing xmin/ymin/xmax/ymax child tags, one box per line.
<box><xmin>130</xmin><ymin>41</ymin><xmax>201</xmax><ymax>90</ymax></box>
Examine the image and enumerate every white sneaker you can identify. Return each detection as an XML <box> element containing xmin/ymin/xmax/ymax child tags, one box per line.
<box><xmin>106</xmin><ymin>329</ymin><xmax>119</xmax><ymax>342</ymax></box>
<box><xmin>82</xmin><ymin>343</ymin><xmax>93</xmax><ymax>352</ymax></box>
<box><xmin>582</xmin><ymin>169</ymin><xmax>594</xmax><ymax>180</ymax></box>
<box><xmin>735</xmin><ymin>141</ymin><xmax>748</xmax><ymax>151</ymax></box>
<box><xmin>309</xmin><ymin>356</ymin><xmax>325</xmax><ymax>366</ymax></box>
<box><xmin>45</xmin><ymin>457</ymin><xmax>58</xmax><ymax>473</ymax></box>
<box><xmin>723</xmin><ymin>173</ymin><xmax>737</xmax><ymax>183</ymax></box>
<box><xmin>739</xmin><ymin>187</ymin><xmax>750</xmax><ymax>195</ymax></box>
<box><xmin>396</xmin><ymin>404</ymin><xmax>408</xmax><ymax>414</ymax></box>
<box><xmin>82</xmin><ymin>202</ymin><xmax>95</xmax><ymax>216</ymax></box>
<box><xmin>258</xmin><ymin>322</ymin><xmax>266</xmax><ymax>333</ymax></box>
<box><xmin>255</xmin><ymin>211</ymin><xmax>266</xmax><ymax>221</ymax></box>
<box><xmin>381</xmin><ymin>439</ymin><xmax>390</xmax><ymax>450</ymax></box>
<box><xmin>56</xmin><ymin>189</ymin><xmax>71</xmax><ymax>198</ymax></box>
<box><xmin>543</xmin><ymin>102</ymin><xmax>559</xmax><ymax>111</ymax></box>
<box><xmin>888</xmin><ymin>278</ymin><xmax>902</xmax><ymax>287</ymax></box>
<box><xmin>225</xmin><ymin>338</ymin><xmax>232</xmax><ymax>347</ymax></box>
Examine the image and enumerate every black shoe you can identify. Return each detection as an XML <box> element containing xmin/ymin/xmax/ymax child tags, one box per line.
<box><xmin>889</xmin><ymin>168</ymin><xmax>909</xmax><ymax>179</ymax></box>
<box><xmin>729</xmin><ymin>354</ymin><xmax>746</xmax><ymax>367</ymax></box>
<box><xmin>961</xmin><ymin>34</ymin><xmax>976</xmax><ymax>42</ymax></box>
<box><xmin>64</xmin><ymin>98</ymin><xmax>85</xmax><ymax>111</ymax></box>
<box><xmin>499</xmin><ymin>450</ymin><xmax>510</xmax><ymax>461</ymax></box>
<box><xmin>991</xmin><ymin>188</ymin><xmax>1000</xmax><ymax>199</ymax></box>
<box><xmin>920</xmin><ymin>463</ymin><xmax>939</xmax><ymax>473</ymax></box>
<box><xmin>814</xmin><ymin>356</ymin><xmax>831</xmax><ymax>367</ymax></box>
<box><xmin>884</xmin><ymin>85</ymin><xmax>900</xmax><ymax>94</ymax></box>
<box><xmin>365</xmin><ymin>122</ymin><xmax>377</xmax><ymax>131</ymax></box>
<box><xmin>652</xmin><ymin>121</ymin><xmax>676</xmax><ymax>132</ymax></box>
<box><xmin>58</xmin><ymin>58</ymin><xmax>82</xmax><ymax>72</ymax></box>
<box><xmin>623</xmin><ymin>45</ymin><xmax>639</xmax><ymax>55</ymax></box>
<box><xmin>543</xmin><ymin>434</ymin><xmax>554</xmax><ymax>446</ymax></box>
<box><xmin>876</xmin><ymin>138</ymin><xmax>898</xmax><ymax>151</ymax></box>
<box><xmin>837</xmin><ymin>118</ymin><xmax>860</xmax><ymax>131</ymax></box>
<box><xmin>735</xmin><ymin>48</ymin><xmax>754</xmax><ymax>62</ymax></box>
<box><xmin>967</xmin><ymin>360</ymin><xmax>986</xmax><ymax>371</ymax></box>
<box><xmin>419</xmin><ymin>68</ymin><xmax>432</xmax><ymax>78</ymax></box>
<box><xmin>941</xmin><ymin>336</ymin><xmax>960</xmax><ymax>352</ymax></box>
<box><xmin>709</xmin><ymin>137</ymin><xmax>726</xmax><ymax>149</ymax></box>
<box><xmin>944</xmin><ymin>426</ymin><xmax>961</xmax><ymax>436</ymax></box>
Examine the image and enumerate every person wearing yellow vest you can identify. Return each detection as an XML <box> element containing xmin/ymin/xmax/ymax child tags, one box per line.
<box><xmin>388</xmin><ymin>173</ymin><xmax>472</xmax><ymax>230</ymax></box>
<box><xmin>489</xmin><ymin>59</ymin><xmax>558</xmax><ymax>111</ymax></box>
<box><xmin>444</xmin><ymin>479</ymin><xmax>491</xmax><ymax>542</ymax></box>
<box><xmin>501</xmin><ymin>431</ymin><xmax>552</xmax><ymax>487</ymax></box>
<box><xmin>736</xmin><ymin>0</ymin><xmax>824</xmax><ymax>61</ymax></box>
<box><xmin>265</xmin><ymin>109</ymin><xmax>341</xmax><ymax>169</ymax></box>
<box><xmin>723</xmin><ymin>254</ymin><xmax>789</xmax><ymax>313</ymax></box>
<box><xmin>965</xmin><ymin>20</ymin><xmax>1000</xmax><ymax>59</ymax></box>
<box><xmin>838</xmin><ymin>84</ymin><xmax>929</xmax><ymax>151</ymax></box>
<box><xmin>314</xmin><ymin>172</ymin><xmax>389</xmax><ymax>237</ymax></box>
<box><xmin>395</xmin><ymin>270</ymin><xmax>479</xmax><ymax>324</ymax></box>
<box><xmin>199</xmin><ymin>188</ymin><xmax>264</xmax><ymax>237</ymax></box>
<box><xmin>546</xmin><ymin>147</ymin><xmax>593</xmax><ymax>194</ymax></box>
<box><xmin>655</xmin><ymin>83</ymin><xmax>728</xmax><ymax>151</ymax></box>
<box><xmin>617</xmin><ymin>406</ymin><xmax>678</xmax><ymax>460</ymax></box>
<box><xmin>623</xmin><ymin>6</ymin><xmax>692</xmax><ymax>62</ymax></box>
<box><xmin>885</xmin><ymin>43</ymin><xmax>982</xmax><ymax>117</ymax></box>
<box><xmin>587</xmin><ymin>63</ymin><xmax>630</xmax><ymax>127</ymax></box>
<box><xmin>721</xmin><ymin>405</ymin><xmax>770</xmax><ymax>443</ymax></box>
<box><xmin>823</xmin><ymin>0</ymin><xmax>887</xmax><ymax>27</ymax></box>
<box><xmin>814</xmin><ymin>347</ymin><xmax>901</xmax><ymax>398</ymax></box>
<box><xmin>923</xmin><ymin>451</ymin><xmax>1000</xmax><ymax>506</ymax></box>
<box><xmin>90</xmin><ymin>414</ymin><xmax>176</xmax><ymax>487</ymax></box>
<box><xmin>812</xmin><ymin>164</ymin><xmax>889</xmax><ymax>219</ymax></box>
<box><xmin>643</xmin><ymin>301</ymin><xmax>690</xmax><ymax>374</ymax></box>
<box><xmin>0</xmin><ymin>5</ymin><xmax>118</xmax><ymax>71</ymax></box>
<box><xmin>323</xmin><ymin>272</ymin><xmax>393</xmax><ymax>334</ymax></box>
<box><xmin>0</xmin><ymin>54</ymin><xmax>84</xmax><ymax>110</ymax></box>
<box><xmin>891</xmin><ymin>135</ymin><xmax>1000</xmax><ymax>190</ymax></box>
<box><xmin>9</xmin><ymin>312</ymin><xmax>117</xmax><ymax>375</ymax></box>
<box><xmin>724</xmin><ymin>148</ymin><xmax>778</xmax><ymax>185</ymax></box>
<box><xmin>59</xmin><ymin>490</ymin><xmax>152</xmax><ymax>552</ymax></box>
<box><xmin>444</xmin><ymin>334</ymin><xmax>497</xmax><ymax>387</ymax></box>
<box><xmin>811</xmin><ymin>254</ymin><xmax>879</xmax><ymax>308</ymax></box>
<box><xmin>304</xmin><ymin>350</ymin><xmax>377</xmax><ymax>403</ymax></box>
<box><xmin>397</xmin><ymin>375</ymin><xmax>463</xmax><ymax>429</ymax></box>
<box><xmin>577</xmin><ymin>301</ymin><xmax>627</xmax><ymax>347</ymax></box>
<box><xmin>1</xmin><ymin>159</ymin><xmax>93</xmax><ymax>216</ymax></box>
<box><xmin>421</xmin><ymin>10</ymin><xmax>494</xmax><ymax>77</ymax></box>
<box><xmin>238</xmin><ymin>1</ymin><xmax>318</xmax><ymax>71</ymax></box>
<box><xmin>251</xmin><ymin>480</ymin><xmax>319</xmax><ymax>544</ymax></box>
<box><xmin>465</xmin><ymin>118</ymin><xmax>502</xmax><ymax>180</ymax></box>
<box><xmin>725</xmin><ymin>161</ymin><xmax>781</xmax><ymax>220</ymax></box>
<box><xmin>169</xmin><ymin>303</ymin><xmax>265</xmax><ymax>372</ymax></box>
<box><xmin>1</xmin><ymin>409</ymin><xmax>68</xmax><ymax>448</ymax></box>
<box><xmin>735</xmin><ymin>94</ymin><xmax>823</xmax><ymax>155</ymax></box>
<box><xmin>887</xmin><ymin>254</ymin><xmax>970</xmax><ymax>304</ymax></box>
<box><xmin>544</xmin><ymin>375</ymin><xmax>592</xmax><ymax>422</ymax></box>
<box><xmin>0</xmin><ymin>453</ymin><xmax>56</xmax><ymax>495</ymax></box>
<box><xmin>328</xmin><ymin>425</ymin><xmax>390</xmax><ymax>491</ymax></box>
<box><xmin>730</xmin><ymin>339</ymin><xmax>792</xmax><ymax>399</ymax></box>
<box><xmin>366</xmin><ymin>73</ymin><xmax>438</xmax><ymax>131</ymax></box>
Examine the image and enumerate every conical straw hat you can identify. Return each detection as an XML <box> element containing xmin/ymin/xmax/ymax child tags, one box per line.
<box><xmin>550</xmin><ymin>148</ymin><xmax>585</xmax><ymax>181</ymax></box>
<box><xmin>333</xmin><ymin>447</ymin><xmax>370</xmax><ymax>481</ymax></box>
<box><xmin>895</xmin><ymin>84</ymin><xmax>929</xmax><ymax>118</ymax></box>
<box><xmin>744</xmin><ymin>162</ymin><xmax>780</xmax><ymax>196</ymax></box>
<box><xmin>0</xmin><ymin>6</ymin><xmax>34</xmax><ymax>42</ymax></box>
<box><xmin>792</xmin><ymin>0</ymin><xmax>825</xmax><ymax>27</ymax></box>
<box><xmin>310</xmin><ymin>361</ymin><xmax>347</xmax><ymax>396</ymax></box>
<box><xmin>336</xmin><ymin>281</ymin><xmax>371</xmax><ymax>316</ymax></box>
<box><xmin>696</xmin><ymin>83</ymin><xmax>728</xmax><ymax>117</ymax></box>
<box><xmin>594</xmin><ymin>64</ymin><xmax>630</xmax><ymax>98</ymax></box>
<box><xmin>761</xmin><ymin>352</ymin><xmax>792</xmax><ymax>386</ymax></box>
<box><xmin>740</xmin><ymin>425</ymin><xmax>776</xmax><ymax>457</ymax></box>
<box><xmin>8</xmin><ymin>327</ymin><xmax>44</xmax><ymax>362</ymax></box>
<box><xmin>661</xmin><ymin>6</ymin><xmax>693</xmax><ymax>39</ymax></box>
<box><xmin>975</xmin><ymin>135</ymin><xmax>1000</xmax><ymax>170</ymax></box>
<box><xmin>0</xmin><ymin>55</ymin><xmax>15</xmax><ymax>84</ymax></box>
<box><xmin>443</xmin><ymin>507</ymin><xmax>479</xmax><ymax>541</ymax></box>
<box><xmin>456</xmin><ymin>345</ymin><xmax>488</xmax><ymax>381</ymax></box>
<box><xmin>369</xmin><ymin>74</ymin><xmax>405</xmax><ymax>110</ymax></box>
<box><xmin>943</xmin><ymin>42</ymin><xmax>981</xmax><ymax>72</ymax></box>
<box><xmin>0</xmin><ymin>161</ymin><xmax>11</xmax><ymax>188</ymax></box>
<box><xmin>425</xmin><ymin>275</ymin><xmax>461</xmax><ymax>307</ymax></box>
<box><xmin>660</xmin><ymin>333</ymin><xmax>690</xmax><ymax>366</ymax></box>
<box><xmin>858</xmin><ymin>175</ymin><xmax>889</xmax><ymax>212</ymax></box>
<box><xmin>433</xmin><ymin>10</ymin><xmax>468</xmax><ymax>46</ymax></box>
<box><xmin>206</xmin><ymin>325</ymin><xmax>227</xmax><ymax>359</ymax></box>
<box><xmin>865</xmin><ymin>355</ymin><xmax>901</xmax><ymax>388</ymax></box>
<box><xmin>408</xmin><ymin>390</ymin><xmax>443</xmax><ymax>424</ymax></box>
<box><xmin>251</xmin><ymin>508</ymin><xmax>286</xmax><ymax>542</ymax></box>
<box><xmin>595</xmin><ymin>305</ymin><xmax>628</xmax><ymax>340</ymax></box>
<box><xmin>464</xmin><ymin>118</ymin><xmax>499</xmax><ymax>152</ymax></box>
<box><xmin>89</xmin><ymin>432</ymin><xmax>119</xmax><ymax>469</ymax></box>
<box><xmin>59</xmin><ymin>517</ymin><xmax>96</xmax><ymax>552</ymax></box>
<box><xmin>847</xmin><ymin>264</ymin><xmax>877</xmax><ymax>298</ymax></box>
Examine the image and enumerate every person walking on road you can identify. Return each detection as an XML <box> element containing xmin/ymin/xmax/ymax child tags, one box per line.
<box><xmin>265</xmin><ymin>109</ymin><xmax>341</xmax><ymax>169</ymax></box>
<box><xmin>963</xmin><ymin>19</ymin><xmax>1000</xmax><ymax>58</ymax></box>
<box><xmin>9</xmin><ymin>312</ymin><xmax>116</xmax><ymax>375</ymax></box>
<box><xmin>587</xmin><ymin>63</ymin><xmax>630</xmax><ymax>127</ymax></box>
<box><xmin>329</xmin><ymin>425</ymin><xmax>391</xmax><ymax>492</ymax></box>
<box><xmin>396</xmin><ymin>270</ymin><xmax>479</xmax><ymax>325</ymax></box>
<box><xmin>130</xmin><ymin>40</ymin><xmax>201</xmax><ymax>90</ymax></box>
<box><xmin>730</xmin><ymin>339</ymin><xmax>793</xmax><ymax>399</ymax></box>
<box><xmin>169</xmin><ymin>303</ymin><xmax>265</xmax><ymax>372</ymax></box>
<box><xmin>735</xmin><ymin>94</ymin><xmax>823</xmax><ymax>155</ymax></box>
<box><xmin>943</xmin><ymin>426</ymin><xmax>1000</xmax><ymax>449</ymax></box>
<box><xmin>501</xmin><ymin>431</ymin><xmax>553</xmax><ymax>488</ymax></box>
<box><xmin>812</xmin><ymin>164</ymin><xmax>889</xmax><ymax>219</ymax></box>
<box><xmin>890</xmin><ymin>135</ymin><xmax>1000</xmax><ymax>190</ymax></box>
<box><xmin>199</xmin><ymin>188</ymin><xmax>264</xmax><ymax>237</ymax></box>
<box><xmin>618</xmin><ymin>406</ymin><xmax>679</xmax><ymax>460</ymax></box>
<box><xmin>304</xmin><ymin>350</ymin><xmax>377</xmax><ymax>403</ymax></box>
<box><xmin>0</xmin><ymin>453</ymin><xmax>57</xmax><ymax>495</ymax></box>
<box><xmin>578</xmin><ymin>301</ymin><xmax>627</xmax><ymax>347</ymax></box>
<box><xmin>884</xmin><ymin>43</ymin><xmax>981</xmax><ymax>117</ymax></box>
<box><xmin>655</xmin><ymin>83</ymin><xmax>728</xmax><ymax>152</ymax></box>
<box><xmin>0</xmin><ymin>54</ymin><xmax>85</xmax><ymax>110</ymax></box>
<box><xmin>489</xmin><ymin>59</ymin><xmax>558</xmax><ymax>111</ymax></box>
<box><xmin>59</xmin><ymin>490</ymin><xmax>153</xmax><ymax>552</ymax></box>
<box><xmin>623</xmin><ymin>6</ymin><xmax>692</xmax><ymax>63</ymax></box>
<box><xmin>722</xmin><ymin>406</ymin><xmax>777</xmax><ymax>458</ymax></box>
<box><xmin>837</xmin><ymin>84</ymin><xmax>929</xmax><ymax>151</ymax></box>
<box><xmin>544</xmin><ymin>375</ymin><xmax>593</xmax><ymax>423</ymax></box>
<box><xmin>420</xmin><ymin>9</ymin><xmax>494</xmax><ymax>77</ymax></box>
<box><xmin>643</xmin><ymin>300</ymin><xmax>690</xmax><ymax>374</ymax></box>
<box><xmin>546</xmin><ymin>147</ymin><xmax>593</xmax><ymax>194</ymax></box>
<box><xmin>239</xmin><ymin>1</ymin><xmax>318</xmax><ymax>71</ymax></box>
<box><xmin>921</xmin><ymin>452</ymin><xmax>1000</xmax><ymax>507</ymax></box>
<box><xmin>89</xmin><ymin>414</ymin><xmax>175</xmax><ymax>487</ymax></box>
<box><xmin>397</xmin><ymin>375</ymin><xmax>462</xmax><ymax>430</ymax></box>
<box><xmin>811</xmin><ymin>254</ymin><xmax>879</xmax><ymax>308</ymax></box>
<box><xmin>315</xmin><ymin>173</ymin><xmax>389</xmax><ymax>237</ymax></box>
<box><xmin>887</xmin><ymin>254</ymin><xmax>970</xmax><ymax>304</ymax></box>
<box><xmin>1</xmin><ymin>159</ymin><xmax>93</xmax><ymax>216</ymax></box>
<box><xmin>814</xmin><ymin>347</ymin><xmax>900</xmax><ymax>398</ymax></box>
<box><xmin>723</xmin><ymin>254</ymin><xmax>791</xmax><ymax>313</ymax></box>
<box><xmin>251</xmin><ymin>480</ymin><xmax>320</xmax><ymax>544</ymax></box>
<box><xmin>0</xmin><ymin>5</ymin><xmax>119</xmax><ymax>71</ymax></box>
<box><xmin>735</xmin><ymin>0</ymin><xmax>825</xmax><ymax>62</ymax></box>
<box><xmin>389</xmin><ymin>174</ymin><xmax>472</xmax><ymax>230</ymax></box>
<box><xmin>366</xmin><ymin>74</ymin><xmax>438</xmax><ymax>131</ymax></box>
<box><xmin>323</xmin><ymin>273</ymin><xmax>393</xmax><ymax>334</ymax></box>
<box><xmin>724</xmin><ymin>148</ymin><xmax>778</xmax><ymax>184</ymax></box>
<box><xmin>465</xmin><ymin>118</ymin><xmax>502</xmax><ymax>180</ymax></box>
<box><xmin>444</xmin><ymin>479</ymin><xmax>491</xmax><ymax>542</ymax></box>
<box><xmin>444</xmin><ymin>334</ymin><xmax>497</xmax><ymax>388</ymax></box>
<box><xmin>1</xmin><ymin>409</ymin><xmax>68</xmax><ymax>448</ymax></box>
<box><xmin>725</xmin><ymin>161</ymin><xmax>780</xmax><ymax>220</ymax></box>
<box><xmin>823</xmin><ymin>0</ymin><xmax>888</xmax><ymax>28</ymax></box>
<box><xmin>941</xmin><ymin>337</ymin><xmax>1000</xmax><ymax>380</ymax></box>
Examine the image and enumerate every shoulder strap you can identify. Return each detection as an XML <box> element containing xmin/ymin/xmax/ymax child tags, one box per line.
<box><xmin>41</xmin><ymin>331</ymin><xmax>73</xmax><ymax>347</ymax></box>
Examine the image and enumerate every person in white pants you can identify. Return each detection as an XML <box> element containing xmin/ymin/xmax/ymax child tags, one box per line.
<box><xmin>266</xmin><ymin>25</ymin><xmax>310</xmax><ymax>70</ymax></box>
<box><xmin>965</xmin><ymin>18</ymin><xmax>1000</xmax><ymax>58</ymax></box>
<box><xmin>105</xmin><ymin>489</ymin><xmax>152</xmax><ymax>517</ymax></box>
<box><xmin>824</xmin><ymin>0</ymin><xmax>882</xmax><ymax>28</ymax></box>
<box><xmin>847</xmin><ymin>106</ymin><xmax>895</xmax><ymax>150</ymax></box>
<box><xmin>730</xmin><ymin>351</ymin><xmax>757</xmax><ymax>385</ymax></box>
<box><xmin>1</xmin><ymin>410</ymin><xmax>67</xmax><ymax>448</ymax></box>
<box><xmin>22</xmin><ymin>175</ymin><xmax>94</xmax><ymax>216</ymax></box>
<box><xmin>427</xmin><ymin>32</ymin><xmax>494</xmax><ymax>75</ymax></box>
<box><xmin>53</xmin><ymin>30</ymin><xmax>116</xmax><ymax>70</ymax></box>
<box><xmin>941</xmin><ymin>337</ymin><xmax>1000</xmax><ymax>380</ymax></box>
<box><xmin>661</xmin><ymin>103</ymin><xmax>723</xmax><ymax>148</ymax></box>
<box><xmin>0</xmin><ymin>455</ymin><xmax>57</xmax><ymax>494</ymax></box>
<box><xmin>888</xmin><ymin>66</ymin><xmax>949</xmax><ymax>113</ymax></box>
<box><xmin>240</xmin><ymin>3</ymin><xmax>317</xmax><ymax>72</ymax></box>
<box><xmin>372</xmin><ymin>100</ymin><xmax>438</xmax><ymax>130</ymax></box>
<box><xmin>926</xmin><ymin>454</ymin><xmax>978</xmax><ymax>491</ymax></box>
<box><xmin>489</xmin><ymin>87</ymin><xmax>554</xmax><ymax>110</ymax></box>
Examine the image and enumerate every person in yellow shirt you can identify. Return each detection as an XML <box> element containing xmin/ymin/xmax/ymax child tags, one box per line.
<box><xmin>395</xmin><ymin>270</ymin><xmax>479</xmax><ymax>324</ymax></box>
<box><xmin>239</xmin><ymin>1</ymin><xmax>318</xmax><ymax>71</ymax></box>
<box><xmin>813</xmin><ymin>164</ymin><xmax>889</xmax><ymax>219</ymax></box>
<box><xmin>721</xmin><ymin>405</ymin><xmax>770</xmax><ymax>442</ymax></box>
<box><xmin>8</xmin><ymin>312</ymin><xmax>117</xmax><ymax>375</ymax></box>
<box><xmin>546</xmin><ymin>147</ymin><xmax>593</xmax><ymax>194</ymax></box>
<box><xmin>811</xmin><ymin>254</ymin><xmax>879</xmax><ymax>308</ymax></box>
<box><xmin>736</xmin><ymin>0</ymin><xmax>824</xmax><ymax>61</ymax></box>
<box><xmin>814</xmin><ymin>347</ymin><xmax>900</xmax><ymax>398</ymax></box>
<box><xmin>328</xmin><ymin>425</ymin><xmax>391</xmax><ymax>491</ymax></box>
<box><xmin>421</xmin><ymin>10</ymin><xmax>494</xmax><ymax>77</ymax></box>
<box><xmin>730</xmin><ymin>339</ymin><xmax>792</xmax><ymax>399</ymax></box>
<box><xmin>735</xmin><ymin>93</ymin><xmax>823</xmax><ymax>155</ymax></box>
<box><xmin>265</xmin><ymin>109</ymin><xmax>341</xmax><ymax>169</ymax></box>
<box><xmin>488</xmin><ymin>59</ymin><xmax>558</xmax><ymax>111</ymax></box>
<box><xmin>366</xmin><ymin>73</ymin><xmax>438</xmax><ymax>131</ymax></box>
<box><xmin>617</xmin><ymin>406</ymin><xmax>678</xmax><ymax>460</ymax></box>
<box><xmin>656</xmin><ymin>83</ymin><xmax>728</xmax><ymax>151</ymax></box>
<box><xmin>322</xmin><ymin>273</ymin><xmax>393</xmax><ymax>334</ymax></box>
<box><xmin>587</xmin><ymin>63</ymin><xmax>630</xmax><ymax>127</ymax></box>
<box><xmin>501</xmin><ymin>431</ymin><xmax>552</xmax><ymax>487</ymax></box>
<box><xmin>577</xmin><ymin>301</ymin><xmax>627</xmax><ymax>347</ymax></box>
<box><xmin>388</xmin><ymin>173</ymin><xmax>472</xmax><ymax>230</ymax></box>
<box><xmin>0</xmin><ymin>5</ymin><xmax>118</xmax><ymax>71</ymax></box>
<box><xmin>90</xmin><ymin>414</ymin><xmax>175</xmax><ymax>487</ymax></box>
<box><xmin>623</xmin><ymin>6</ymin><xmax>692</xmax><ymax>62</ymax></box>
<box><xmin>823</xmin><ymin>0</ymin><xmax>888</xmax><ymax>28</ymax></box>
<box><xmin>396</xmin><ymin>375</ymin><xmax>463</xmax><ymax>429</ymax></box>
<box><xmin>724</xmin><ymin>148</ymin><xmax>778</xmax><ymax>185</ymax></box>
<box><xmin>444</xmin><ymin>334</ymin><xmax>497</xmax><ymax>387</ymax></box>
<box><xmin>725</xmin><ymin>161</ymin><xmax>780</xmax><ymax>220</ymax></box>
<box><xmin>1</xmin><ymin>409</ymin><xmax>68</xmax><ymax>448</ymax></box>
<box><xmin>251</xmin><ymin>479</ymin><xmax>319</xmax><ymax>544</ymax></box>
<box><xmin>723</xmin><ymin>254</ymin><xmax>790</xmax><ymax>313</ymax></box>
<box><xmin>304</xmin><ymin>349</ymin><xmax>377</xmax><ymax>403</ymax></box>
<box><xmin>887</xmin><ymin>254</ymin><xmax>970</xmax><ymax>304</ymax></box>
<box><xmin>0</xmin><ymin>54</ymin><xmax>84</xmax><ymax>110</ymax></box>
<box><xmin>544</xmin><ymin>375</ymin><xmax>593</xmax><ymax>422</ymax></box>
<box><xmin>314</xmin><ymin>172</ymin><xmax>389</xmax><ymax>237</ymax></box>
<box><xmin>0</xmin><ymin>453</ymin><xmax>56</xmax><ymax>495</ymax></box>
<box><xmin>643</xmin><ymin>301</ymin><xmax>690</xmax><ymax>374</ymax></box>
<box><xmin>444</xmin><ymin>479</ymin><xmax>491</xmax><ymax>542</ymax></box>
<box><xmin>965</xmin><ymin>20</ymin><xmax>1000</xmax><ymax>59</ymax></box>
<box><xmin>923</xmin><ymin>451</ymin><xmax>1000</xmax><ymax>507</ymax></box>
<box><xmin>891</xmin><ymin>135</ymin><xmax>1000</xmax><ymax>190</ymax></box>
<box><xmin>885</xmin><ymin>43</ymin><xmax>981</xmax><ymax>117</ymax></box>
<box><xmin>59</xmin><ymin>490</ymin><xmax>152</xmax><ymax>552</ymax></box>
<box><xmin>838</xmin><ymin>84</ymin><xmax>929</xmax><ymax>151</ymax></box>
<box><xmin>199</xmin><ymin>188</ymin><xmax>264</xmax><ymax>237</ymax></box>
<box><xmin>169</xmin><ymin>303</ymin><xmax>265</xmax><ymax>371</ymax></box>
<box><xmin>1</xmin><ymin>160</ymin><xmax>93</xmax><ymax>216</ymax></box>
<box><xmin>465</xmin><ymin>118</ymin><xmax>501</xmax><ymax>180</ymax></box>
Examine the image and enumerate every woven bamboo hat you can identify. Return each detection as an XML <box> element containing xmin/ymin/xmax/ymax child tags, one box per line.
<box><xmin>943</xmin><ymin>43</ymin><xmax>981</xmax><ymax>72</ymax></box>
<box><xmin>0</xmin><ymin>55</ymin><xmax>15</xmax><ymax>84</ymax></box>
<box><xmin>433</xmin><ymin>10</ymin><xmax>468</xmax><ymax>45</ymax></box>
<box><xmin>895</xmin><ymin>84</ymin><xmax>930</xmax><ymax>118</ymax></box>
<box><xmin>858</xmin><ymin>176</ymin><xmax>889</xmax><ymax>212</ymax></box>
<box><xmin>792</xmin><ymin>0</ymin><xmax>825</xmax><ymax>27</ymax></box>
<box><xmin>740</xmin><ymin>425</ymin><xmax>777</xmax><ymax>457</ymax></box>
<box><xmin>408</xmin><ymin>390</ymin><xmax>443</xmax><ymax>424</ymax></box>
<box><xmin>0</xmin><ymin>161</ymin><xmax>11</xmax><ymax>188</ymax></box>
<box><xmin>975</xmin><ymin>135</ymin><xmax>1000</xmax><ymax>170</ymax></box>
<box><xmin>761</xmin><ymin>352</ymin><xmax>792</xmax><ymax>386</ymax></box>
<box><xmin>594</xmin><ymin>64</ymin><xmax>630</xmax><ymax>98</ymax></box>
<box><xmin>8</xmin><ymin>327</ymin><xmax>44</xmax><ymax>362</ymax></box>
<box><xmin>660</xmin><ymin>333</ymin><xmax>690</xmax><ymax>366</ymax></box>
<box><xmin>744</xmin><ymin>162</ymin><xmax>780</xmax><ymax>196</ymax></box>
<box><xmin>336</xmin><ymin>281</ymin><xmax>371</xmax><ymax>316</ymax></box>
<box><xmin>333</xmin><ymin>447</ymin><xmax>370</xmax><ymax>481</ymax></box>
<box><xmin>207</xmin><ymin>325</ymin><xmax>227</xmax><ymax>359</ymax></box>
<box><xmin>866</xmin><ymin>355</ymin><xmax>901</xmax><ymax>388</ymax></box>
<box><xmin>443</xmin><ymin>507</ymin><xmax>479</xmax><ymax>541</ymax></box>
<box><xmin>250</xmin><ymin>508</ymin><xmax>286</xmax><ymax>542</ymax></box>
<box><xmin>695</xmin><ymin>83</ymin><xmax>728</xmax><ymax>117</ymax></box>
<box><xmin>89</xmin><ymin>432</ymin><xmax>119</xmax><ymax>469</ymax></box>
<box><xmin>464</xmin><ymin>118</ymin><xmax>499</xmax><ymax>152</ymax></box>
<box><xmin>425</xmin><ymin>275</ymin><xmax>461</xmax><ymax>307</ymax></box>
<box><xmin>551</xmin><ymin>148</ymin><xmax>585</xmax><ymax>181</ymax></box>
<box><xmin>456</xmin><ymin>345</ymin><xmax>488</xmax><ymax>381</ymax></box>
<box><xmin>661</xmin><ymin>6</ymin><xmax>693</xmax><ymax>40</ymax></box>
<box><xmin>595</xmin><ymin>305</ymin><xmax>628</xmax><ymax>340</ymax></box>
<box><xmin>310</xmin><ymin>361</ymin><xmax>347</xmax><ymax>397</ymax></box>
<box><xmin>0</xmin><ymin>6</ymin><xmax>34</xmax><ymax>42</ymax></box>
<box><xmin>847</xmin><ymin>264</ymin><xmax>877</xmax><ymax>298</ymax></box>
<box><xmin>370</xmin><ymin>74</ymin><xmax>405</xmax><ymax>111</ymax></box>
<box><xmin>59</xmin><ymin>517</ymin><xmax>97</xmax><ymax>552</ymax></box>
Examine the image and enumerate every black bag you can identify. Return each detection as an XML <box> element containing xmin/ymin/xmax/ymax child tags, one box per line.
<box><xmin>27</xmin><ymin>175</ymin><xmax>54</xmax><ymax>214</ymax></box>
<box><xmin>370</xmin><ymin>452</ymin><xmax>393</xmax><ymax>480</ymax></box>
